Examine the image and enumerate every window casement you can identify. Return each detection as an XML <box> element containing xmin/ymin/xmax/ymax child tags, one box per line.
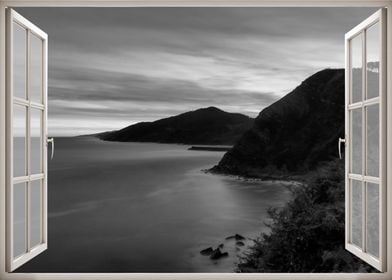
<box><xmin>344</xmin><ymin>8</ymin><xmax>387</xmax><ymax>271</ymax></box>
<box><xmin>5</xmin><ymin>9</ymin><xmax>48</xmax><ymax>272</ymax></box>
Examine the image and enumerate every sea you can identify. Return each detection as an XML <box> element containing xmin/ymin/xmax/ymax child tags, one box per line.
<box><xmin>17</xmin><ymin>136</ymin><xmax>294</xmax><ymax>272</ymax></box>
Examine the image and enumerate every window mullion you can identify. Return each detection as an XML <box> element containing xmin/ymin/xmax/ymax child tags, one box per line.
<box><xmin>361</xmin><ymin>28</ymin><xmax>367</xmax><ymax>253</ymax></box>
<box><xmin>26</xmin><ymin>29</ymin><xmax>31</xmax><ymax>254</ymax></box>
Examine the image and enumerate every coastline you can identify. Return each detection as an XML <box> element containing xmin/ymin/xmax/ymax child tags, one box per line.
<box><xmin>204</xmin><ymin>167</ymin><xmax>305</xmax><ymax>188</ymax></box>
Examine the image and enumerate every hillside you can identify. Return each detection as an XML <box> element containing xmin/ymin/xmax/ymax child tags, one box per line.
<box><xmin>207</xmin><ymin>68</ymin><xmax>374</xmax><ymax>272</ymax></box>
<box><xmin>237</xmin><ymin>160</ymin><xmax>375</xmax><ymax>272</ymax></box>
<box><xmin>99</xmin><ymin>106</ymin><xmax>253</xmax><ymax>145</ymax></box>
<box><xmin>212</xmin><ymin>69</ymin><xmax>345</xmax><ymax>178</ymax></box>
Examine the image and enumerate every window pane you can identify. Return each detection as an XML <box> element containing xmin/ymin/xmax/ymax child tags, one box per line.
<box><xmin>13</xmin><ymin>105</ymin><xmax>26</xmax><ymax>177</ymax></box>
<box><xmin>13</xmin><ymin>23</ymin><xmax>26</xmax><ymax>100</ymax></box>
<box><xmin>366</xmin><ymin>105</ymin><xmax>379</xmax><ymax>177</ymax></box>
<box><xmin>351</xmin><ymin>34</ymin><xmax>363</xmax><ymax>104</ymax></box>
<box><xmin>30</xmin><ymin>180</ymin><xmax>42</xmax><ymax>248</ymax></box>
<box><xmin>13</xmin><ymin>183</ymin><xmax>26</xmax><ymax>258</ymax></box>
<box><xmin>366</xmin><ymin>183</ymin><xmax>379</xmax><ymax>258</ymax></box>
<box><xmin>31</xmin><ymin>109</ymin><xmax>42</xmax><ymax>174</ymax></box>
<box><xmin>366</xmin><ymin>23</ymin><xmax>380</xmax><ymax>99</ymax></box>
<box><xmin>351</xmin><ymin>109</ymin><xmax>362</xmax><ymax>174</ymax></box>
<box><xmin>351</xmin><ymin>180</ymin><xmax>362</xmax><ymax>247</ymax></box>
<box><xmin>30</xmin><ymin>34</ymin><xmax>43</xmax><ymax>103</ymax></box>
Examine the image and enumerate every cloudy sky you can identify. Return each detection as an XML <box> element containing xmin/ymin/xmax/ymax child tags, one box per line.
<box><xmin>17</xmin><ymin>7</ymin><xmax>378</xmax><ymax>136</ymax></box>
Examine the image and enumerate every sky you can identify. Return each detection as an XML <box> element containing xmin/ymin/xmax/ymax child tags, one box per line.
<box><xmin>17</xmin><ymin>7</ymin><xmax>378</xmax><ymax>136</ymax></box>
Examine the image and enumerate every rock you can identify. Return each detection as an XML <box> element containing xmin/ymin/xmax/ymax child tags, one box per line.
<box><xmin>210</xmin><ymin>248</ymin><xmax>222</xmax><ymax>259</ymax></box>
<box><xmin>235</xmin><ymin>234</ymin><xmax>245</xmax><ymax>240</ymax></box>
<box><xmin>200</xmin><ymin>247</ymin><xmax>214</xmax><ymax>256</ymax></box>
<box><xmin>225</xmin><ymin>234</ymin><xmax>246</xmax><ymax>241</ymax></box>
<box><xmin>236</xmin><ymin>241</ymin><xmax>245</xmax><ymax>246</ymax></box>
<box><xmin>210</xmin><ymin>248</ymin><xmax>229</xmax><ymax>260</ymax></box>
<box><xmin>218</xmin><ymin>243</ymin><xmax>224</xmax><ymax>248</ymax></box>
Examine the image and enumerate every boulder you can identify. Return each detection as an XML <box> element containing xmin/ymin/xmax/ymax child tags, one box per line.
<box><xmin>210</xmin><ymin>248</ymin><xmax>229</xmax><ymax>260</ymax></box>
<box><xmin>200</xmin><ymin>247</ymin><xmax>214</xmax><ymax>256</ymax></box>
<box><xmin>225</xmin><ymin>234</ymin><xmax>246</xmax><ymax>241</ymax></box>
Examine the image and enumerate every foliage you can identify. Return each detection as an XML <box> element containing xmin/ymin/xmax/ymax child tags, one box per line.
<box><xmin>237</xmin><ymin>160</ymin><xmax>376</xmax><ymax>273</ymax></box>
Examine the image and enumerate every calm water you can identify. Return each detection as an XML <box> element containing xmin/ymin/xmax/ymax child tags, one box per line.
<box><xmin>18</xmin><ymin>137</ymin><xmax>293</xmax><ymax>272</ymax></box>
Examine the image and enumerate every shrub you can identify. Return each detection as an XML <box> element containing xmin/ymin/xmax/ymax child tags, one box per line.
<box><xmin>237</xmin><ymin>160</ymin><xmax>376</xmax><ymax>273</ymax></box>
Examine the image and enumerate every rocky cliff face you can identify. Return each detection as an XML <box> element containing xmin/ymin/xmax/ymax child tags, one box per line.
<box><xmin>99</xmin><ymin>106</ymin><xmax>253</xmax><ymax>145</ymax></box>
<box><xmin>212</xmin><ymin>69</ymin><xmax>345</xmax><ymax>177</ymax></box>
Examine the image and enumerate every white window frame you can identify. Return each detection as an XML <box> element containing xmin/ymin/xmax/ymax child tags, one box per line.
<box><xmin>0</xmin><ymin>1</ymin><xmax>391</xmax><ymax>280</ymax></box>
<box><xmin>344</xmin><ymin>9</ymin><xmax>387</xmax><ymax>271</ymax></box>
<box><xmin>6</xmin><ymin>8</ymin><xmax>48</xmax><ymax>272</ymax></box>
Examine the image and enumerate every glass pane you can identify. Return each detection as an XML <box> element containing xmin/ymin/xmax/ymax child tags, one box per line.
<box><xmin>30</xmin><ymin>180</ymin><xmax>42</xmax><ymax>248</ymax></box>
<box><xmin>351</xmin><ymin>180</ymin><xmax>363</xmax><ymax>247</ymax></box>
<box><xmin>351</xmin><ymin>34</ymin><xmax>363</xmax><ymax>104</ymax></box>
<box><xmin>13</xmin><ymin>105</ymin><xmax>26</xmax><ymax>177</ymax></box>
<box><xmin>366</xmin><ymin>23</ymin><xmax>380</xmax><ymax>99</ymax></box>
<box><xmin>13</xmin><ymin>183</ymin><xmax>26</xmax><ymax>258</ymax></box>
<box><xmin>351</xmin><ymin>109</ymin><xmax>362</xmax><ymax>174</ymax></box>
<box><xmin>366</xmin><ymin>105</ymin><xmax>379</xmax><ymax>177</ymax></box>
<box><xmin>366</xmin><ymin>183</ymin><xmax>379</xmax><ymax>258</ymax></box>
<box><xmin>13</xmin><ymin>23</ymin><xmax>26</xmax><ymax>100</ymax></box>
<box><xmin>31</xmin><ymin>109</ymin><xmax>42</xmax><ymax>174</ymax></box>
<box><xmin>30</xmin><ymin>34</ymin><xmax>43</xmax><ymax>103</ymax></box>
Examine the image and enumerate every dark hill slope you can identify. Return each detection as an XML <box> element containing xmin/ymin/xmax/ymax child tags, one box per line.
<box><xmin>212</xmin><ymin>69</ymin><xmax>345</xmax><ymax>177</ymax></box>
<box><xmin>100</xmin><ymin>107</ymin><xmax>254</xmax><ymax>145</ymax></box>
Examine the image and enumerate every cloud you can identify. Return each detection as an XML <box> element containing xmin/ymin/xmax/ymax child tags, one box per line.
<box><xmin>47</xmin><ymin>66</ymin><xmax>277</xmax><ymax>135</ymax></box>
<box><xmin>16</xmin><ymin>7</ymin><xmax>379</xmax><ymax>136</ymax></box>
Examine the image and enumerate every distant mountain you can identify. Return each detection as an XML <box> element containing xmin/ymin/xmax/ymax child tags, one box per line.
<box><xmin>99</xmin><ymin>107</ymin><xmax>254</xmax><ymax>145</ymax></box>
<box><xmin>212</xmin><ymin>69</ymin><xmax>345</xmax><ymax>178</ymax></box>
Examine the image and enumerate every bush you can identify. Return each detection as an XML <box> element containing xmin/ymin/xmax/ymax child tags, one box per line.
<box><xmin>237</xmin><ymin>160</ymin><xmax>376</xmax><ymax>273</ymax></box>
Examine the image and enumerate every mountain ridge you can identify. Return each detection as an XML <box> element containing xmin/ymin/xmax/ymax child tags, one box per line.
<box><xmin>99</xmin><ymin>106</ymin><xmax>254</xmax><ymax>145</ymax></box>
<box><xmin>211</xmin><ymin>68</ymin><xmax>345</xmax><ymax>178</ymax></box>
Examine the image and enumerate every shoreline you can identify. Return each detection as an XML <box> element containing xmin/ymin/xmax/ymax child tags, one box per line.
<box><xmin>203</xmin><ymin>168</ymin><xmax>305</xmax><ymax>188</ymax></box>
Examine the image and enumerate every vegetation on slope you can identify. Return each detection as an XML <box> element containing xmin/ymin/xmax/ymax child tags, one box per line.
<box><xmin>237</xmin><ymin>160</ymin><xmax>376</xmax><ymax>273</ymax></box>
<box><xmin>213</xmin><ymin>69</ymin><xmax>345</xmax><ymax>177</ymax></box>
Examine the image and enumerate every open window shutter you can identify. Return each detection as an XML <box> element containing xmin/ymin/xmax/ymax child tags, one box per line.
<box><xmin>344</xmin><ymin>8</ymin><xmax>386</xmax><ymax>271</ymax></box>
<box><xmin>6</xmin><ymin>9</ymin><xmax>48</xmax><ymax>271</ymax></box>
